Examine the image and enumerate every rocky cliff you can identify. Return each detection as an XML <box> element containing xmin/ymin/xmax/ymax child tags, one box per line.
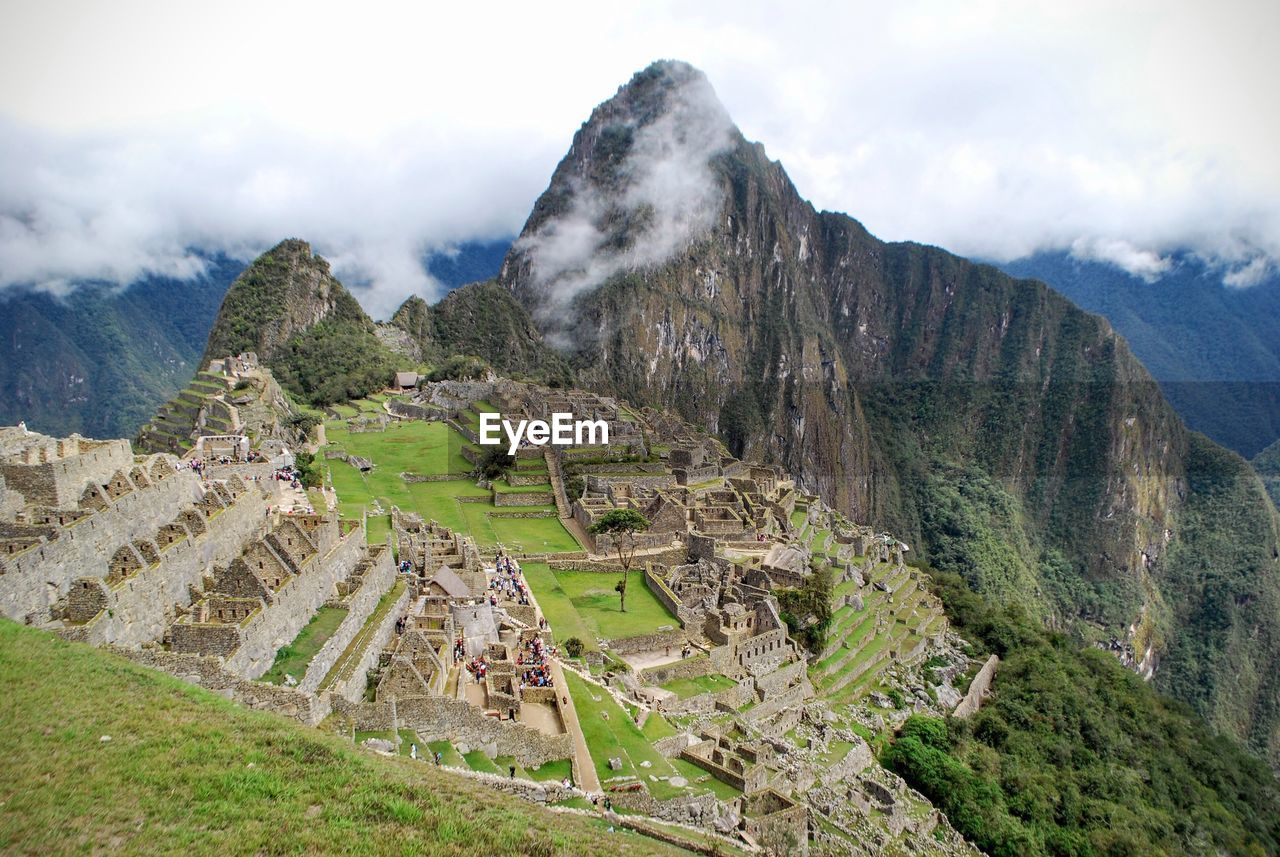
<box><xmin>385</xmin><ymin>281</ymin><xmax>570</xmax><ymax>385</ymax></box>
<box><xmin>498</xmin><ymin>60</ymin><xmax>1280</xmax><ymax>765</ymax></box>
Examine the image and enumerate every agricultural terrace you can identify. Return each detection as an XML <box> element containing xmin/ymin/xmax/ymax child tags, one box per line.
<box><xmin>321</xmin><ymin>413</ymin><xmax>581</xmax><ymax>554</ymax></box>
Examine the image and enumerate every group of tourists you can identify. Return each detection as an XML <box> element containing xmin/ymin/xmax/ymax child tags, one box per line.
<box><xmin>518</xmin><ymin>635</ymin><xmax>554</xmax><ymax>690</ymax></box>
<box><xmin>271</xmin><ymin>466</ymin><xmax>302</xmax><ymax>489</ymax></box>
<box><xmin>489</xmin><ymin>553</ymin><xmax>530</xmax><ymax>606</ymax></box>
<box><xmin>398</xmin><ymin>559</ymin><xmax>413</xmax><ymax>574</ymax></box>
<box><xmin>465</xmin><ymin>654</ymin><xmax>489</xmax><ymax>683</ymax></box>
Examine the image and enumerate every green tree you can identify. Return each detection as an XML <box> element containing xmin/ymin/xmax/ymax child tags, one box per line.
<box><xmin>588</xmin><ymin>509</ymin><xmax>650</xmax><ymax>613</ymax></box>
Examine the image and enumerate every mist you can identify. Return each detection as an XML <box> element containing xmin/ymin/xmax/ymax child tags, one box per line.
<box><xmin>513</xmin><ymin>66</ymin><xmax>736</xmax><ymax>321</ymax></box>
<box><xmin>1</xmin><ymin>0</ymin><xmax>1278</xmax><ymax>313</ymax></box>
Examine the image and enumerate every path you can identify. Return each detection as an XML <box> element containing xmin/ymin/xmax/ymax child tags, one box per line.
<box><xmin>513</xmin><ymin>557</ymin><xmax>602</xmax><ymax>794</ymax></box>
<box><xmin>546</xmin><ymin>657</ymin><xmax>601</xmax><ymax>793</ymax></box>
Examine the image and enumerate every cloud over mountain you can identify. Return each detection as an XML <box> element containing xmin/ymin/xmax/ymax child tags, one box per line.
<box><xmin>1</xmin><ymin>0</ymin><xmax>1278</xmax><ymax>308</ymax></box>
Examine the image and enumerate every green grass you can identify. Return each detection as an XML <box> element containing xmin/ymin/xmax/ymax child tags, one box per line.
<box><xmin>463</xmin><ymin>750</ymin><xmax>501</xmax><ymax>775</ymax></box>
<box><xmin>0</xmin><ymin>620</ymin><xmax>679</xmax><ymax>856</ymax></box>
<box><xmin>565</xmin><ymin>672</ymin><xmax>733</xmax><ymax>803</ymax></box>
<box><xmin>323</xmin><ymin>420</ymin><xmax>580</xmax><ymax>553</ymax></box>
<box><xmin>539</xmin><ymin>568</ymin><xmax>678</xmax><ymax>641</ymax></box>
<box><xmin>659</xmin><ymin>674</ymin><xmax>737</xmax><ymax>699</ymax></box>
<box><xmin>426</xmin><ymin>740</ymin><xmax>467</xmax><ymax>768</ymax></box>
<box><xmin>521</xmin><ymin>563</ymin><xmax>599</xmax><ymax>651</ymax></box>
<box><xmin>527</xmin><ymin>758</ymin><xmax>574</xmax><ymax>783</ymax></box>
<box><xmin>261</xmin><ymin>606</ymin><xmax>349</xmax><ymax>685</ymax></box>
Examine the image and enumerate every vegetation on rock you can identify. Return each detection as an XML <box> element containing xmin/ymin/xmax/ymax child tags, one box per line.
<box><xmin>884</xmin><ymin>571</ymin><xmax>1280</xmax><ymax>857</ymax></box>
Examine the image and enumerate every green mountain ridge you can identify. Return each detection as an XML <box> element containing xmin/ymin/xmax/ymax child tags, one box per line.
<box><xmin>201</xmin><ymin>239</ymin><xmax>398</xmax><ymax>407</ymax></box>
<box><xmin>0</xmin><ymin>260</ymin><xmax>240</xmax><ymax>439</ymax></box>
<box><xmin>496</xmin><ymin>60</ymin><xmax>1280</xmax><ymax>768</ymax></box>
<box><xmin>998</xmin><ymin>251</ymin><xmax>1280</xmax><ymax>458</ymax></box>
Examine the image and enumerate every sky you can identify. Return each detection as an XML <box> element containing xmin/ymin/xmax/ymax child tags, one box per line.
<box><xmin>0</xmin><ymin>0</ymin><xmax>1277</xmax><ymax>316</ymax></box>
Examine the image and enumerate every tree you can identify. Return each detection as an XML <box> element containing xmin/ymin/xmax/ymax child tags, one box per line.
<box><xmin>588</xmin><ymin>509</ymin><xmax>650</xmax><ymax>613</ymax></box>
<box><xmin>564</xmin><ymin>637</ymin><xmax>585</xmax><ymax>659</ymax></box>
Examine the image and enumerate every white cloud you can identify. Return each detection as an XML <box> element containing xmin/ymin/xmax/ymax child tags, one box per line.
<box><xmin>515</xmin><ymin>64</ymin><xmax>735</xmax><ymax>322</ymax></box>
<box><xmin>1070</xmin><ymin>238</ymin><xmax>1171</xmax><ymax>282</ymax></box>
<box><xmin>0</xmin><ymin>0</ymin><xmax>1277</xmax><ymax>310</ymax></box>
<box><xmin>1223</xmin><ymin>256</ymin><xmax>1273</xmax><ymax>289</ymax></box>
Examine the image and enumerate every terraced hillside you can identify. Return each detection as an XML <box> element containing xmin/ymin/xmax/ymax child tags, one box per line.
<box><xmin>135</xmin><ymin>370</ymin><xmax>234</xmax><ymax>454</ymax></box>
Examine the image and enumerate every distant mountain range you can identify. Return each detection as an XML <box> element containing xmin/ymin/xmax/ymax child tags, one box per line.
<box><xmin>997</xmin><ymin>251</ymin><xmax>1280</xmax><ymax>458</ymax></box>
<box><xmin>0</xmin><ymin>240</ymin><xmax>513</xmax><ymax>440</ymax></box>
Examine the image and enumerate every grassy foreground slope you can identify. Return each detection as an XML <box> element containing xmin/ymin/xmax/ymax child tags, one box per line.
<box><xmin>0</xmin><ymin>621</ymin><xmax>676</xmax><ymax>856</ymax></box>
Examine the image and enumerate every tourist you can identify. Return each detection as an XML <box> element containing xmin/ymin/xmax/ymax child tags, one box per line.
<box><xmin>509</xmin><ymin>765</ymin><xmax>516</xmax><ymax>778</ymax></box>
<box><xmin>410</xmin><ymin>743</ymin><xmax>417</xmax><ymax>760</ymax></box>
<box><xmin>434</xmin><ymin>751</ymin><xmax>442</xmax><ymax>766</ymax></box>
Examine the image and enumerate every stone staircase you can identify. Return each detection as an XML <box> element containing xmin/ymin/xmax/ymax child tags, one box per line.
<box><xmin>543</xmin><ymin>450</ymin><xmax>573</xmax><ymax>519</ymax></box>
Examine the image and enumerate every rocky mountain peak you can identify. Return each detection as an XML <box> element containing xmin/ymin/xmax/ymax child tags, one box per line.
<box><xmin>202</xmin><ymin>238</ymin><xmax>369</xmax><ymax>366</ymax></box>
<box><xmin>500</xmin><ymin>60</ymin><xmax>743</xmax><ymax>325</ymax></box>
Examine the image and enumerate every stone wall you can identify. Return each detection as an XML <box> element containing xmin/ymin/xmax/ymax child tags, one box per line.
<box><xmin>299</xmin><ymin>546</ymin><xmax>396</xmax><ymax>694</ymax></box>
<box><xmin>605</xmin><ymin>627</ymin><xmax>685</xmax><ymax>654</ymax></box>
<box><xmin>953</xmin><ymin>654</ymin><xmax>999</xmax><ymax>719</ymax></box>
<box><xmin>1</xmin><ymin>468</ymin><xmax>203</xmax><ymax>623</ymax></box>
<box><xmin>328</xmin><ymin>581</ymin><xmax>412</xmax><ymax>703</ymax></box>
<box><xmin>506</xmin><ymin>471</ymin><xmax>551</xmax><ymax>487</ymax></box>
<box><xmin>819</xmin><ymin>739</ymin><xmax>874</xmax><ymax>786</ymax></box>
<box><xmin>75</xmin><ymin>485</ymin><xmax>269</xmax><ymax>647</ymax></box>
<box><xmin>225</xmin><ymin>527</ymin><xmax>366</xmax><ymax>679</ymax></box>
<box><xmin>492</xmin><ymin>490</ymin><xmax>555</xmax><ymax>507</ymax></box>
<box><xmin>0</xmin><ymin>438</ymin><xmax>133</xmax><ymax>509</ymax></box>
<box><xmin>585</xmin><ymin>474</ymin><xmax>675</xmax><ymax>493</ymax></box>
<box><xmin>332</xmin><ymin>695</ymin><xmax>574</xmax><ymax>768</ymax></box>
<box><xmin>741</xmin><ymin>676</ymin><xmax>811</xmax><ymax>725</ymax></box>
<box><xmin>112</xmin><ymin>646</ymin><xmax>331</xmax><ymax>725</ymax></box>
<box><xmin>642</xmin><ymin>566</ymin><xmax>703</xmax><ymax>627</ymax></box>
<box><xmin>434</xmin><ymin>765</ymin><xmax>576</xmax><ymax>804</ymax></box>
<box><xmin>754</xmin><ymin>660</ymin><xmax>806</xmax><ymax>698</ymax></box>
<box><xmin>641</xmin><ymin>652</ymin><xmax>715</xmax><ymax>687</ymax></box>
<box><xmin>388</xmin><ymin>401</ymin><xmax>445</xmax><ymax>421</ymax></box>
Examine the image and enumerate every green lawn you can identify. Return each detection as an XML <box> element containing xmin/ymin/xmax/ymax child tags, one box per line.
<box><xmin>426</xmin><ymin>740</ymin><xmax>467</xmax><ymax>768</ymax></box>
<box><xmin>261</xmin><ymin>606</ymin><xmax>348</xmax><ymax>685</ymax></box>
<box><xmin>324</xmin><ymin>420</ymin><xmax>580</xmax><ymax>552</ymax></box>
<box><xmin>547</xmin><ymin>568</ymin><xmax>678</xmax><ymax>640</ymax></box>
<box><xmin>659</xmin><ymin>674</ymin><xmax>737</xmax><ymax>699</ymax></box>
<box><xmin>522</xmin><ymin>563</ymin><xmax>599</xmax><ymax>651</ymax></box>
<box><xmin>566</xmin><ymin>672</ymin><xmax>737</xmax><ymax>803</ymax></box>
<box><xmin>0</xmin><ymin>620</ymin><xmax>679</xmax><ymax>856</ymax></box>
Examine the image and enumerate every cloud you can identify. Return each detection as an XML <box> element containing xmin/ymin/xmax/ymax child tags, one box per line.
<box><xmin>1223</xmin><ymin>256</ymin><xmax>1273</xmax><ymax>289</ymax></box>
<box><xmin>0</xmin><ymin>116</ymin><xmax>555</xmax><ymax>318</ymax></box>
<box><xmin>513</xmin><ymin>64</ymin><xmax>735</xmax><ymax>325</ymax></box>
<box><xmin>1070</xmin><ymin>238</ymin><xmax>1172</xmax><ymax>282</ymax></box>
<box><xmin>0</xmin><ymin>0</ymin><xmax>1278</xmax><ymax>309</ymax></box>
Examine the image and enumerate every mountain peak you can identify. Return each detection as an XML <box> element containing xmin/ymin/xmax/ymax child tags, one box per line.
<box><xmin>201</xmin><ymin>238</ymin><xmax>368</xmax><ymax>366</ymax></box>
<box><xmin>500</xmin><ymin>60</ymin><xmax>740</xmax><ymax>320</ymax></box>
